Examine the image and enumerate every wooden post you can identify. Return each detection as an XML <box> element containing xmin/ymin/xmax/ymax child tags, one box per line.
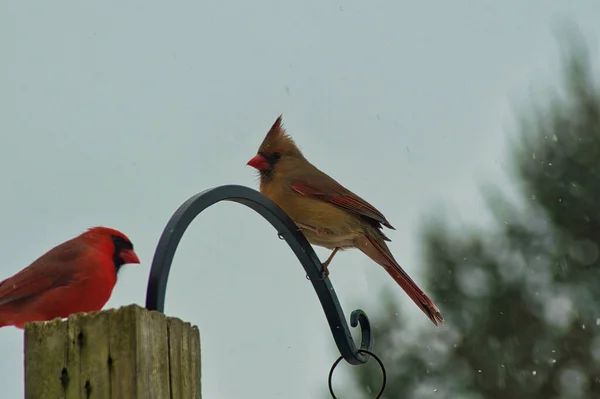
<box><xmin>24</xmin><ymin>304</ymin><xmax>201</xmax><ymax>399</ymax></box>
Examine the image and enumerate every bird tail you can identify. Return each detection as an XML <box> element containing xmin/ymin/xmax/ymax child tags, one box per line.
<box><xmin>357</xmin><ymin>231</ymin><xmax>444</xmax><ymax>326</ymax></box>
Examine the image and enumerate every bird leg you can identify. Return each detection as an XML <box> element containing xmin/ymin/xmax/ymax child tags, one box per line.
<box><xmin>296</xmin><ymin>222</ymin><xmax>338</xmax><ymax>280</ymax></box>
<box><xmin>319</xmin><ymin>247</ymin><xmax>340</xmax><ymax>279</ymax></box>
<box><xmin>296</xmin><ymin>222</ymin><xmax>328</xmax><ymax>237</ymax></box>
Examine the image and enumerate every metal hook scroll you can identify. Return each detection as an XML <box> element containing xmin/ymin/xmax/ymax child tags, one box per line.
<box><xmin>145</xmin><ymin>184</ymin><xmax>373</xmax><ymax>365</ymax></box>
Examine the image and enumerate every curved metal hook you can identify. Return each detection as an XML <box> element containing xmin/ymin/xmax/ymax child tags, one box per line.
<box><xmin>145</xmin><ymin>184</ymin><xmax>372</xmax><ymax>364</ymax></box>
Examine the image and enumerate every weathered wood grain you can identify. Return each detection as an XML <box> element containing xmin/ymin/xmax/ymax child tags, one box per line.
<box><xmin>24</xmin><ymin>305</ymin><xmax>201</xmax><ymax>399</ymax></box>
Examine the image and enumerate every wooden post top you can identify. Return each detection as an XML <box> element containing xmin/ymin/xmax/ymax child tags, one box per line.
<box><xmin>24</xmin><ymin>304</ymin><xmax>201</xmax><ymax>399</ymax></box>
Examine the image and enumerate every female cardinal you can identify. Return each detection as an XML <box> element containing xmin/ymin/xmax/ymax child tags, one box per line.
<box><xmin>0</xmin><ymin>226</ymin><xmax>140</xmax><ymax>328</ymax></box>
<box><xmin>247</xmin><ymin>116</ymin><xmax>444</xmax><ymax>326</ymax></box>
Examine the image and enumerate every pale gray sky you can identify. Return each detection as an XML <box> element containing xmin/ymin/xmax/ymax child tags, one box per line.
<box><xmin>1</xmin><ymin>1</ymin><xmax>599</xmax><ymax>398</ymax></box>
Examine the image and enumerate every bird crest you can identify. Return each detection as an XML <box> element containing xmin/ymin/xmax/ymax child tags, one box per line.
<box><xmin>259</xmin><ymin>114</ymin><xmax>300</xmax><ymax>155</ymax></box>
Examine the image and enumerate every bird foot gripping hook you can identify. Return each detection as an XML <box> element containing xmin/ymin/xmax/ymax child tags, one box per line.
<box><xmin>144</xmin><ymin>185</ymin><xmax>386</xmax><ymax>397</ymax></box>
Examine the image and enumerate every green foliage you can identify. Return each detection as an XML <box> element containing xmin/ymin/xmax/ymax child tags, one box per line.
<box><xmin>336</xmin><ymin>40</ymin><xmax>600</xmax><ymax>398</ymax></box>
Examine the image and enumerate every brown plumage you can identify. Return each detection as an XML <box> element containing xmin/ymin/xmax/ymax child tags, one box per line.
<box><xmin>246</xmin><ymin>115</ymin><xmax>444</xmax><ymax>326</ymax></box>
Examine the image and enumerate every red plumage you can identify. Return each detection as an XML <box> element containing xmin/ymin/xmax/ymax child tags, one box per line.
<box><xmin>0</xmin><ymin>226</ymin><xmax>140</xmax><ymax>329</ymax></box>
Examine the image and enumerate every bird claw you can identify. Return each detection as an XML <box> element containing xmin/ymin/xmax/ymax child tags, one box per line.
<box><xmin>305</xmin><ymin>261</ymin><xmax>330</xmax><ymax>281</ymax></box>
<box><xmin>305</xmin><ymin>270</ymin><xmax>329</xmax><ymax>281</ymax></box>
<box><xmin>305</xmin><ymin>248</ymin><xmax>336</xmax><ymax>281</ymax></box>
<box><xmin>296</xmin><ymin>222</ymin><xmax>328</xmax><ymax>236</ymax></box>
<box><xmin>320</xmin><ymin>263</ymin><xmax>330</xmax><ymax>279</ymax></box>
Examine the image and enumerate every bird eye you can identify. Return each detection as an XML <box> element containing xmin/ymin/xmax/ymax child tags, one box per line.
<box><xmin>112</xmin><ymin>235</ymin><xmax>133</xmax><ymax>250</ymax></box>
<box><xmin>273</xmin><ymin>152</ymin><xmax>282</xmax><ymax>160</ymax></box>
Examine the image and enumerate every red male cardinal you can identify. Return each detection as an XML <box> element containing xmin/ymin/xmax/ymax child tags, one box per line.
<box><xmin>0</xmin><ymin>226</ymin><xmax>140</xmax><ymax>328</ymax></box>
<box><xmin>247</xmin><ymin>116</ymin><xmax>444</xmax><ymax>326</ymax></box>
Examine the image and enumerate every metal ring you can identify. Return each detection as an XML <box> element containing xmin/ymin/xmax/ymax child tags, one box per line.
<box><xmin>328</xmin><ymin>349</ymin><xmax>386</xmax><ymax>399</ymax></box>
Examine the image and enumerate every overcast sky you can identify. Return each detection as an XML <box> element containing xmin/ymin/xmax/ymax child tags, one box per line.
<box><xmin>1</xmin><ymin>1</ymin><xmax>599</xmax><ymax>398</ymax></box>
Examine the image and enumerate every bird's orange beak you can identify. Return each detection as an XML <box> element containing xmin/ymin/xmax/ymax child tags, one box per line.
<box><xmin>120</xmin><ymin>249</ymin><xmax>141</xmax><ymax>265</ymax></box>
<box><xmin>247</xmin><ymin>154</ymin><xmax>271</xmax><ymax>170</ymax></box>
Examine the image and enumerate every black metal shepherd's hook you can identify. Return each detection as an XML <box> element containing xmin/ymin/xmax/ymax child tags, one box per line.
<box><xmin>145</xmin><ymin>184</ymin><xmax>373</xmax><ymax>365</ymax></box>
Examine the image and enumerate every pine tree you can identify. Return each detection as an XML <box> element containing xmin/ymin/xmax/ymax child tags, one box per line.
<box><xmin>334</xmin><ymin>40</ymin><xmax>600</xmax><ymax>399</ymax></box>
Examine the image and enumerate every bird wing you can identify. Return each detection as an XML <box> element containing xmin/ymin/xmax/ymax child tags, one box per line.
<box><xmin>289</xmin><ymin>174</ymin><xmax>395</xmax><ymax>229</ymax></box>
<box><xmin>0</xmin><ymin>243</ymin><xmax>81</xmax><ymax>307</ymax></box>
